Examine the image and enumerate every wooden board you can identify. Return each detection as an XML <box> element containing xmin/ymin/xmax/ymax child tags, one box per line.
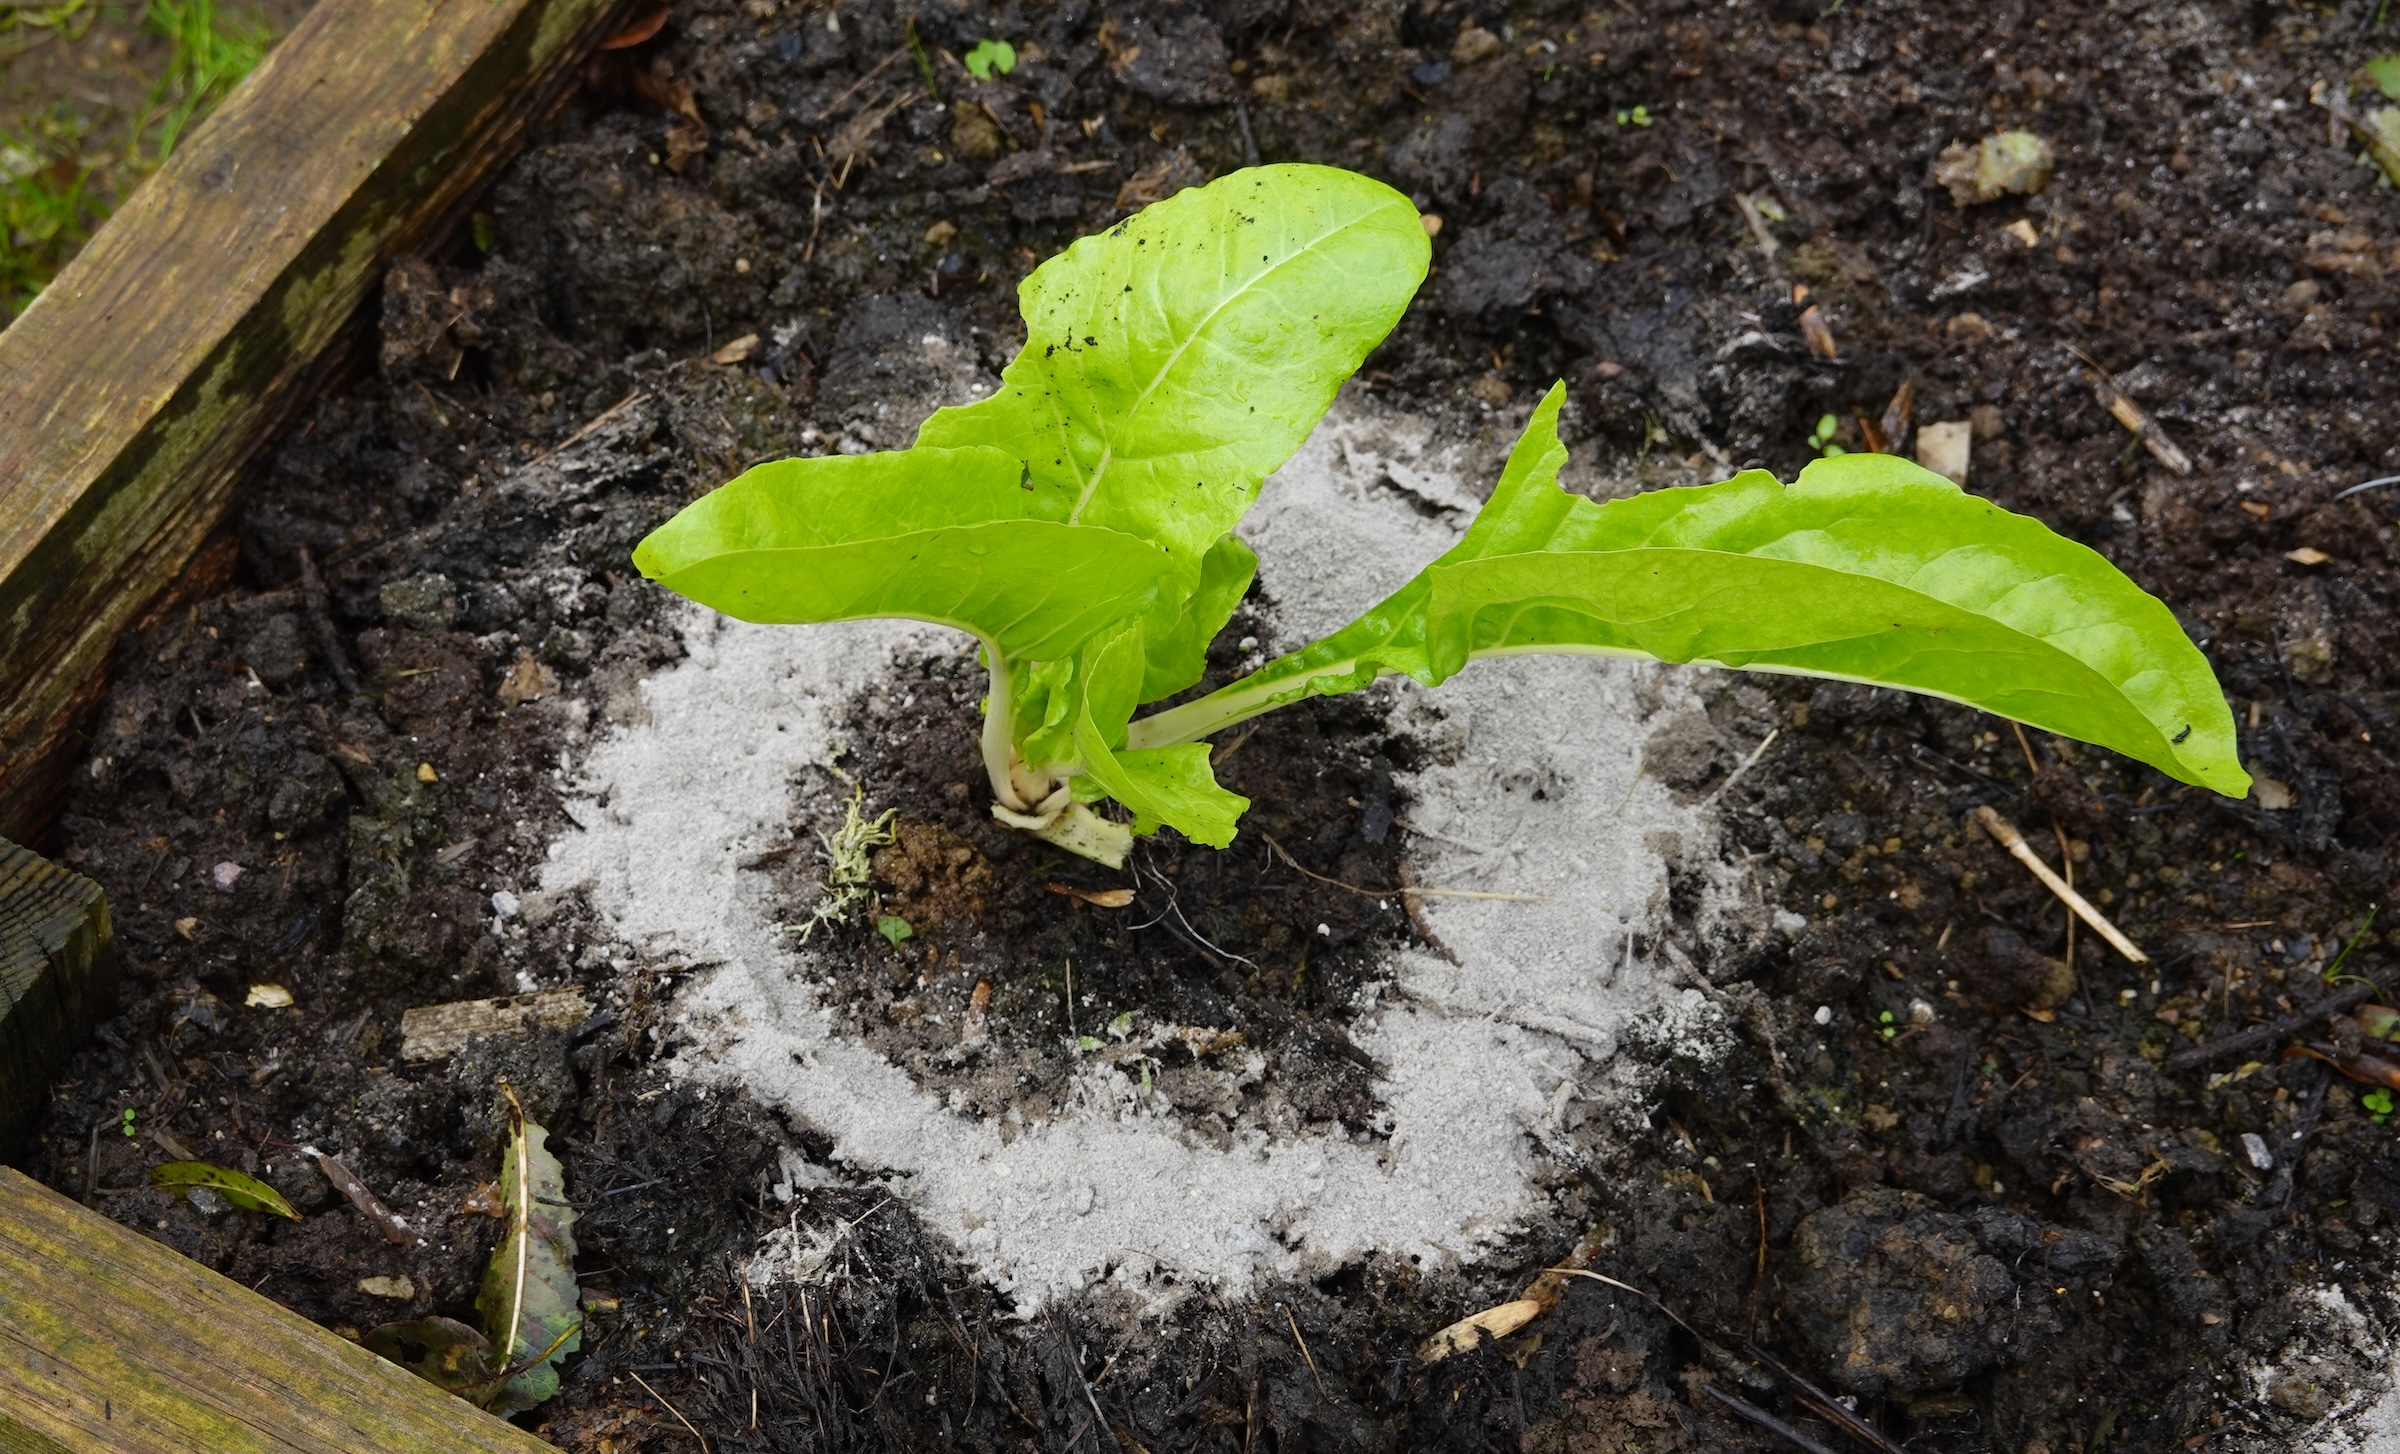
<box><xmin>0</xmin><ymin>838</ymin><xmax>116</xmax><ymax>1160</ymax></box>
<box><xmin>0</xmin><ymin>1166</ymin><xmax>556</xmax><ymax>1453</ymax></box>
<box><xmin>0</xmin><ymin>0</ymin><xmax>641</xmax><ymax>843</ymax></box>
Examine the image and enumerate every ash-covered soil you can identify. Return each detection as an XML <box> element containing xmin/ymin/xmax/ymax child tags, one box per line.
<box><xmin>16</xmin><ymin>0</ymin><xmax>2400</xmax><ymax>1451</ymax></box>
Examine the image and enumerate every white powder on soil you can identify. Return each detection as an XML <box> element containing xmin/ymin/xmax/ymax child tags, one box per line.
<box><xmin>542</xmin><ymin>395</ymin><xmax>1756</xmax><ymax>1313</ymax></box>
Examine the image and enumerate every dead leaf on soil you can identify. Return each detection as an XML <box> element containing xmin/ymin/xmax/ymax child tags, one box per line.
<box><xmin>1420</xmin><ymin>1299</ymin><xmax>1543</xmax><ymax>1363</ymax></box>
<box><xmin>364</xmin><ymin>1317</ymin><xmax>494</xmax><ymax>1395</ymax></box>
<box><xmin>1931</xmin><ymin>130</ymin><xmax>2054</xmax><ymax>206</ymax></box>
<box><xmin>461</xmin><ymin>1180</ymin><xmax>506</xmax><ymax>1218</ymax></box>
<box><xmin>1116</xmin><ymin>146</ymin><xmax>1204</xmax><ymax>209</ymax></box>
<box><xmin>1045</xmin><ymin>882</ymin><xmax>1135</xmax><ymax>908</ymax></box>
<box><xmin>709</xmin><ymin>333</ymin><xmax>761</xmax><ymax>365</ymax></box>
<box><xmin>497</xmin><ymin>649</ymin><xmax>558</xmax><ymax>707</ymax></box>
<box><xmin>476</xmin><ymin>1084</ymin><xmax>582</xmax><ymax>1415</ymax></box>
<box><xmin>600</xmin><ymin>2</ymin><xmax>670</xmax><ymax>49</ymax></box>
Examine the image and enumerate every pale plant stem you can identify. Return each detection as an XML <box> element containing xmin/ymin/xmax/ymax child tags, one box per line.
<box><xmin>977</xmin><ymin>637</ymin><xmax>1029</xmax><ymax>811</ymax></box>
<box><xmin>1125</xmin><ymin>657</ymin><xmax>1366</xmax><ymax>750</ymax></box>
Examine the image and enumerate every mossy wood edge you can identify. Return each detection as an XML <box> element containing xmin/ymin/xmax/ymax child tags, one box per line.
<box><xmin>0</xmin><ymin>838</ymin><xmax>117</xmax><ymax>1161</ymax></box>
<box><xmin>0</xmin><ymin>0</ymin><xmax>645</xmax><ymax>842</ymax></box>
<box><xmin>0</xmin><ymin>1166</ymin><xmax>556</xmax><ymax>1453</ymax></box>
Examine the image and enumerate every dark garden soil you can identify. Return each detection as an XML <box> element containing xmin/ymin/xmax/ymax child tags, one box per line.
<box><xmin>14</xmin><ymin>0</ymin><xmax>2400</xmax><ymax>1450</ymax></box>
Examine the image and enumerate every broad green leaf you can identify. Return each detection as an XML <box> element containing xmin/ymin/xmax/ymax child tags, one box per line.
<box><xmin>151</xmin><ymin>1160</ymin><xmax>301</xmax><ymax>1220</ymax></box>
<box><xmin>634</xmin><ymin>446</ymin><xmax>1175</xmax><ymax>662</ymax></box>
<box><xmin>1139</xmin><ymin>384</ymin><xmax>2247</xmax><ymax>798</ymax></box>
<box><xmin>1139</xmin><ymin>531</ymin><xmax>1258</xmax><ymax>703</ymax></box>
<box><xmin>1071</xmin><ymin>621</ymin><xmax>1247</xmax><ymax>845</ymax></box>
<box><xmin>474</xmin><ymin>1092</ymin><xmax>580</xmax><ymax>1415</ymax></box>
<box><xmin>915</xmin><ymin>164</ymin><xmax>1430</xmax><ymax>577</ymax></box>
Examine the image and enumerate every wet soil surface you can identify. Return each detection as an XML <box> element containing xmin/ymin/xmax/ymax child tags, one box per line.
<box><xmin>17</xmin><ymin>0</ymin><xmax>2400</xmax><ymax>1450</ymax></box>
<box><xmin>793</xmin><ymin>640</ymin><xmax>1414</xmax><ymax>1145</ymax></box>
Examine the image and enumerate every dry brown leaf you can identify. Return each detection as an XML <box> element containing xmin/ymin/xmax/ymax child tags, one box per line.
<box><xmin>1116</xmin><ymin>146</ymin><xmax>1204</xmax><ymax>210</ymax></box>
<box><xmin>496</xmin><ymin>650</ymin><xmax>558</xmax><ymax>708</ymax></box>
<box><xmin>1045</xmin><ymin>882</ymin><xmax>1135</xmax><ymax>908</ymax></box>
<box><xmin>710</xmin><ymin>333</ymin><xmax>761</xmax><ymax>365</ymax></box>
<box><xmin>601</xmin><ymin>3</ymin><xmax>670</xmax><ymax>49</ymax></box>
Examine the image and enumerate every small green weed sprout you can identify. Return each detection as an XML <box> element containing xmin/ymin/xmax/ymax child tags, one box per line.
<box><xmin>964</xmin><ymin>38</ymin><xmax>1017</xmax><ymax>79</ymax></box>
<box><xmin>1807</xmin><ymin>412</ymin><xmax>1846</xmax><ymax>457</ymax></box>
<box><xmin>2367</xmin><ymin>1088</ymin><xmax>2393</xmax><ymax>1125</ymax></box>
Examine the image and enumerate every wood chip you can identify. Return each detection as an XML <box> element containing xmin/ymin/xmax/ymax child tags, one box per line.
<box><xmin>2284</xmin><ymin>546</ymin><xmax>2330</xmax><ymax>566</ymax></box>
<box><xmin>1419</xmin><ymin>1299</ymin><xmax>1543</xmax><ymax>1363</ymax></box>
<box><xmin>708</xmin><ymin>332</ymin><xmax>761</xmax><ymax>365</ymax></box>
<box><xmin>399</xmin><ymin>988</ymin><xmax>592</xmax><ymax>1063</ymax></box>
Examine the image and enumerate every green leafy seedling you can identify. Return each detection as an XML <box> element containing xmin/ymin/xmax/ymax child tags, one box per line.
<box><xmin>637</xmin><ymin>165</ymin><xmax>2249</xmax><ymax>869</ymax></box>
<box><xmin>1805</xmin><ymin>412</ymin><xmax>1845</xmax><ymax>456</ymax></box>
<box><xmin>151</xmin><ymin>1160</ymin><xmax>302</xmax><ymax>1219</ymax></box>
<box><xmin>2367</xmin><ymin>1087</ymin><xmax>2393</xmax><ymax>1125</ymax></box>
<box><xmin>965</xmin><ymin>38</ymin><xmax>1017</xmax><ymax>79</ymax></box>
<box><xmin>1876</xmin><ymin>1011</ymin><xmax>1898</xmax><ymax>1041</ymax></box>
<box><xmin>1614</xmin><ymin>105</ymin><xmax>1653</xmax><ymax>127</ymax></box>
<box><xmin>876</xmin><ymin>915</ymin><xmax>914</xmax><ymax>949</ymax></box>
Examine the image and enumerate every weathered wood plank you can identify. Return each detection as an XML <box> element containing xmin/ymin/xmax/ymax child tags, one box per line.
<box><xmin>0</xmin><ymin>1166</ymin><xmax>556</xmax><ymax>1453</ymax></box>
<box><xmin>0</xmin><ymin>0</ymin><xmax>640</xmax><ymax>842</ymax></box>
<box><xmin>0</xmin><ymin>838</ymin><xmax>116</xmax><ymax>1160</ymax></box>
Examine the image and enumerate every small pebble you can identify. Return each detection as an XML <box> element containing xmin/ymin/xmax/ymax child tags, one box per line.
<box><xmin>1813</xmin><ymin>1005</ymin><xmax>1833</xmax><ymax>1026</ymax></box>
<box><xmin>491</xmin><ymin>890</ymin><xmax>522</xmax><ymax>921</ymax></box>
<box><xmin>2240</xmin><ymin>1132</ymin><xmax>2274</xmax><ymax>1172</ymax></box>
<box><xmin>211</xmin><ymin>861</ymin><xmax>244</xmax><ymax>891</ymax></box>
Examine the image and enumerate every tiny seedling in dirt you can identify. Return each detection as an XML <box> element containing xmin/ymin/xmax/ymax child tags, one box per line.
<box><xmin>637</xmin><ymin>164</ymin><xmax>2249</xmax><ymax>870</ymax></box>
<box><xmin>964</xmin><ymin>38</ymin><xmax>1017</xmax><ymax>79</ymax></box>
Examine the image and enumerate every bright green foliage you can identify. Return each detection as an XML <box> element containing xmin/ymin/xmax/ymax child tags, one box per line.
<box><xmin>965</xmin><ymin>38</ymin><xmax>1017</xmax><ymax>78</ymax></box>
<box><xmin>877</xmin><ymin>915</ymin><xmax>914</xmax><ymax>948</ymax></box>
<box><xmin>637</xmin><ymin>165</ymin><xmax>2245</xmax><ymax>866</ymax></box>
<box><xmin>633</xmin><ymin>447</ymin><xmax>1175</xmax><ymax>661</ymax></box>
<box><xmin>915</xmin><ymin>166</ymin><xmax>1427</xmax><ymax>580</ymax></box>
<box><xmin>1137</xmin><ymin>386</ymin><xmax>2246</xmax><ymax>798</ymax></box>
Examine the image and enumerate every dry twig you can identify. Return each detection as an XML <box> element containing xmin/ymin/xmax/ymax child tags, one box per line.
<box><xmin>1261</xmin><ymin>835</ymin><xmax>1550</xmax><ymax>903</ymax></box>
<box><xmin>2070</xmin><ymin>348</ymin><xmax>2192</xmax><ymax>475</ymax></box>
<box><xmin>1972</xmin><ymin>806</ymin><xmax>2146</xmax><ymax>963</ymax></box>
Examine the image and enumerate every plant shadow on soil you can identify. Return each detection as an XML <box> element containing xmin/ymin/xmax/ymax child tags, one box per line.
<box><xmin>16</xmin><ymin>0</ymin><xmax>2400</xmax><ymax>1449</ymax></box>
